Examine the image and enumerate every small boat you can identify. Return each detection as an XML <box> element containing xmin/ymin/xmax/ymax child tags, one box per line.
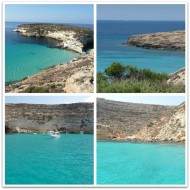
<box><xmin>48</xmin><ymin>131</ymin><xmax>61</xmax><ymax>138</ymax></box>
<box><xmin>33</xmin><ymin>133</ymin><xmax>37</xmax><ymax>135</ymax></box>
<box><xmin>80</xmin><ymin>131</ymin><xmax>84</xmax><ymax>134</ymax></box>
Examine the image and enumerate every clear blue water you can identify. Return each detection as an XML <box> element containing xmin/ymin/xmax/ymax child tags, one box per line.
<box><xmin>97</xmin><ymin>21</ymin><xmax>185</xmax><ymax>74</ymax></box>
<box><xmin>5</xmin><ymin>22</ymin><xmax>93</xmax><ymax>84</ymax></box>
<box><xmin>5</xmin><ymin>134</ymin><xmax>94</xmax><ymax>185</ymax></box>
<box><xmin>97</xmin><ymin>141</ymin><xmax>185</xmax><ymax>185</ymax></box>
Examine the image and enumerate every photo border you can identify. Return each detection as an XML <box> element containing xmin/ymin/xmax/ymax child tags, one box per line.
<box><xmin>2</xmin><ymin>0</ymin><xmax>189</xmax><ymax>188</ymax></box>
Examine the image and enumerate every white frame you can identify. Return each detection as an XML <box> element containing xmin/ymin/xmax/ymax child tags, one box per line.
<box><xmin>2</xmin><ymin>1</ymin><xmax>188</xmax><ymax>188</ymax></box>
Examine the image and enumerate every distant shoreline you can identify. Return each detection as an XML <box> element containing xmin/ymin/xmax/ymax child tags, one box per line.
<box><xmin>97</xmin><ymin>139</ymin><xmax>185</xmax><ymax>144</ymax></box>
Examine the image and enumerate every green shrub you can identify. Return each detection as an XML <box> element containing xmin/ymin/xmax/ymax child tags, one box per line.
<box><xmin>97</xmin><ymin>63</ymin><xmax>185</xmax><ymax>93</ymax></box>
<box><xmin>105</xmin><ymin>62</ymin><xmax>126</xmax><ymax>80</ymax></box>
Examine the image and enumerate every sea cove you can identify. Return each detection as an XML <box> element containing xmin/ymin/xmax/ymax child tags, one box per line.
<box><xmin>97</xmin><ymin>21</ymin><xmax>185</xmax><ymax>74</ymax></box>
<box><xmin>97</xmin><ymin>141</ymin><xmax>185</xmax><ymax>185</ymax></box>
<box><xmin>5</xmin><ymin>22</ymin><xmax>93</xmax><ymax>84</ymax></box>
<box><xmin>5</xmin><ymin>134</ymin><xmax>94</xmax><ymax>185</ymax></box>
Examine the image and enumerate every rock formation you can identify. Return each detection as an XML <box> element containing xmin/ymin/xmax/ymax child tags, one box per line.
<box><xmin>97</xmin><ymin>98</ymin><xmax>185</xmax><ymax>142</ymax></box>
<box><xmin>134</xmin><ymin>102</ymin><xmax>185</xmax><ymax>142</ymax></box>
<box><xmin>167</xmin><ymin>67</ymin><xmax>185</xmax><ymax>86</ymax></box>
<box><xmin>5</xmin><ymin>51</ymin><xmax>94</xmax><ymax>93</ymax></box>
<box><xmin>125</xmin><ymin>30</ymin><xmax>185</xmax><ymax>51</ymax></box>
<box><xmin>5</xmin><ymin>103</ymin><xmax>94</xmax><ymax>134</ymax></box>
<box><xmin>13</xmin><ymin>24</ymin><xmax>93</xmax><ymax>53</ymax></box>
<box><xmin>97</xmin><ymin>98</ymin><xmax>173</xmax><ymax>139</ymax></box>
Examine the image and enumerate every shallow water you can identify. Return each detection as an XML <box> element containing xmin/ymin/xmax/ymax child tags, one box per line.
<box><xmin>97</xmin><ymin>21</ymin><xmax>185</xmax><ymax>74</ymax></box>
<box><xmin>5</xmin><ymin>134</ymin><xmax>94</xmax><ymax>184</ymax></box>
<box><xmin>5</xmin><ymin>22</ymin><xmax>94</xmax><ymax>84</ymax></box>
<box><xmin>97</xmin><ymin>141</ymin><xmax>185</xmax><ymax>185</ymax></box>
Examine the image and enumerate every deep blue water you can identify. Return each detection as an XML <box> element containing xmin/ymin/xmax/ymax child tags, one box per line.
<box><xmin>97</xmin><ymin>21</ymin><xmax>185</xmax><ymax>73</ymax></box>
<box><xmin>5</xmin><ymin>22</ymin><xmax>93</xmax><ymax>84</ymax></box>
<box><xmin>5</xmin><ymin>134</ymin><xmax>94</xmax><ymax>185</ymax></box>
<box><xmin>97</xmin><ymin>141</ymin><xmax>185</xmax><ymax>185</ymax></box>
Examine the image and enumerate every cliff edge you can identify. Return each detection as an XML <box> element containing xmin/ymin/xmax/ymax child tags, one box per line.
<box><xmin>97</xmin><ymin>99</ymin><xmax>185</xmax><ymax>142</ymax></box>
<box><xmin>6</xmin><ymin>103</ymin><xmax>94</xmax><ymax>134</ymax></box>
<box><xmin>13</xmin><ymin>23</ymin><xmax>93</xmax><ymax>53</ymax></box>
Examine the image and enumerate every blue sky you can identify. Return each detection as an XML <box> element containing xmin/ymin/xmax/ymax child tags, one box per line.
<box><xmin>97</xmin><ymin>95</ymin><xmax>185</xmax><ymax>106</ymax></box>
<box><xmin>5</xmin><ymin>4</ymin><xmax>93</xmax><ymax>24</ymax></box>
<box><xmin>97</xmin><ymin>4</ymin><xmax>185</xmax><ymax>21</ymax></box>
<box><xmin>5</xmin><ymin>96</ymin><xmax>94</xmax><ymax>104</ymax></box>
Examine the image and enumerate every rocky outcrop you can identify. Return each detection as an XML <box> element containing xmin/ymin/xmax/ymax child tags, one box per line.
<box><xmin>97</xmin><ymin>98</ymin><xmax>185</xmax><ymax>142</ymax></box>
<box><xmin>5</xmin><ymin>51</ymin><xmax>94</xmax><ymax>93</ymax></box>
<box><xmin>167</xmin><ymin>67</ymin><xmax>185</xmax><ymax>86</ymax></box>
<box><xmin>5</xmin><ymin>103</ymin><xmax>94</xmax><ymax>134</ymax></box>
<box><xmin>125</xmin><ymin>30</ymin><xmax>185</xmax><ymax>51</ymax></box>
<box><xmin>97</xmin><ymin>98</ymin><xmax>173</xmax><ymax>140</ymax></box>
<box><xmin>133</xmin><ymin>102</ymin><xmax>185</xmax><ymax>142</ymax></box>
<box><xmin>13</xmin><ymin>24</ymin><xmax>93</xmax><ymax>53</ymax></box>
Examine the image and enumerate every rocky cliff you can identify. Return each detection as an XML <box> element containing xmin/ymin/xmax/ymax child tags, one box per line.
<box><xmin>125</xmin><ymin>30</ymin><xmax>185</xmax><ymax>51</ymax></box>
<box><xmin>13</xmin><ymin>24</ymin><xmax>93</xmax><ymax>53</ymax></box>
<box><xmin>5</xmin><ymin>50</ymin><xmax>94</xmax><ymax>93</ymax></box>
<box><xmin>5</xmin><ymin>103</ymin><xmax>94</xmax><ymax>134</ymax></box>
<box><xmin>97</xmin><ymin>98</ymin><xmax>185</xmax><ymax>142</ymax></box>
<box><xmin>97</xmin><ymin>98</ymin><xmax>173</xmax><ymax>139</ymax></box>
<box><xmin>134</xmin><ymin>102</ymin><xmax>185</xmax><ymax>142</ymax></box>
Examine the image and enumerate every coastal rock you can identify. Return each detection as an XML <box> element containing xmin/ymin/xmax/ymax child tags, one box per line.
<box><xmin>167</xmin><ymin>68</ymin><xmax>185</xmax><ymax>86</ymax></box>
<box><xmin>13</xmin><ymin>24</ymin><xmax>93</xmax><ymax>53</ymax></box>
<box><xmin>135</xmin><ymin>102</ymin><xmax>185</xmax><ymax>142</ymax></box>
<box><xmin>125</xmin><ymin>30</ymin><xmax>185</xmax><ymax>51</ymax></box>
<box><xmin>5</xmin><ymin>52</ymin><xmax>94</xmax><ymax>93</ymax></box>
<box><xmin>5</xmin><ymin>103</ymin><xmax>94</xmax><ymax>134</ymax></box>
<box><xmin>97</xmin><ymin>98</ymin><xmax>185</xmax><ymax>142</ymax></box>
<box><xmin>97</xmin><ymin>98</ymin><xmax>173</xmax><ymax>140</ymax></box>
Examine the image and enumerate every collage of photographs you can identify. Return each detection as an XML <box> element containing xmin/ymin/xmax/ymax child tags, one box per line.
<box><xmin>1</xmin><ymin>1</ymin><xmax>188</xmax><ymax>189</ymax></box>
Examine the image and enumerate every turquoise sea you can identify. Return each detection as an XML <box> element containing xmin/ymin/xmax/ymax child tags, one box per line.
<box><xmin>5</xmin><ymin>134</ymin><xmax>94</xmax><ymax>185</ymax></box>
<box><xmin>5</xmin><ymin>22</ymin><xmax>92</xmax><ymax>84</ymax></box>
<box><xmin>97</xmin><ymin>141</ymin><xmax>185</xmax><ymax>185</ymax></box>
<box><xmin>97</xmin><ymin>21</ymin><xmax>185</xmax><ymax>74</ymax></box>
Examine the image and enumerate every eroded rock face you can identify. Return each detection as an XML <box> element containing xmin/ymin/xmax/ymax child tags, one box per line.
<box><xmin>134</xmin><ymin>102</ymin><xmax>185</xmax><ymax>142</ymax></box>
<box><xmin>167</xmin><ymin>68</ymin><xmax>185</xmax><ymax>86</ymax></box>
<box><xmin>13</xmin><ymin>24</ymin><xmax>93</xmax><ymax>53</ymax></box>
<box><xmin>125</xmin><ymin>30</ymin><xmax>185</xmax><ymax>51</ymax></box>
<box><xmin>5</xmin><ymin>103</ymin><xmax>94</xmax><ymax>134</ymax></box>
<box><xmin>5</xmin><ymin>52</ymin><xmax>94</xmax><ymax>93</ymax></box>
<box><xmin>97</xmin><ymin>99</ymin><xmax>185</xmax><ymax>142</ymax></box>
<box><xmin>97</xmin><ymin>98</ymin><xmax>173</xmax><ymax>140</ymax></box>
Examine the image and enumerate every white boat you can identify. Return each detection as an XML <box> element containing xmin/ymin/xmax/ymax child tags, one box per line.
<box><xmin>80</xmin><ymin>131</ymin><xmax>84</xmax><ymax>134</ymax></box>
<box><xmin>48</xmin><ymin>131</ymin><xmax>61</xmax><ymax>138</ymax></box>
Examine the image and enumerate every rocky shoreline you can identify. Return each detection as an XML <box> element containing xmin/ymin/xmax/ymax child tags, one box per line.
<box><xmin>124</xmin><ymin>30</ymin><xmax>185</xmax><ymax>51</ymax></box>
<box><xmin>6</xmin><ymin>103</ymin><xmax>94</xmax><ymax>134</ymax></box>
<box><xmin>97</xmin><ymin>99</ymin><xmax>185</xmax><ymax>143</ymax></box>
<box><xmin>13</xmin><ymin>23</ymin><xmax>93</xmax><ymax>53</ymax></box>
<box><xmin>7</xmin><ymin>23</ymin><xmax>94</xmax><ymax>93</ymax></box>
<box><xmin>5</xmin><ymin>50</ymin><xmax>94</xmax><ymax>93</ymax></box>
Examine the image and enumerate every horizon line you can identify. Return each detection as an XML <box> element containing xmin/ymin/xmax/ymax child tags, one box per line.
<box><xmin>5</xmin><ymin>21</ymin><xmax>93</xmax><ymax>25</ymax></box>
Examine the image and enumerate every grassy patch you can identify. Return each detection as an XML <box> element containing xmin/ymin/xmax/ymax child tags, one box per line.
<box><xmin>97</xmin><ymin>63</ymin><xmax>185</xmax><ymax>93</ymax></box>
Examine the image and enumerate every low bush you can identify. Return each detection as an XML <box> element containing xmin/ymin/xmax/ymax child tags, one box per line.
<box><xmin>97</xmin><ymin>63</ymin><xmax>185</xmax><ymax>93</ymax></box>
